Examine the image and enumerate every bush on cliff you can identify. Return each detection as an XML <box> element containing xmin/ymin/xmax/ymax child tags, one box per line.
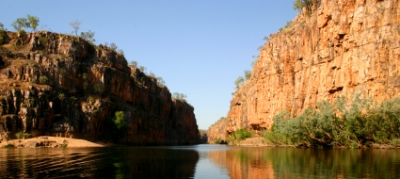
<box><xmin>106</xmin><ymin>111</ymin><xmax>127</xmax><ymax>142</ymax></box>
<box><xmin>267</xmin><ymin>95</ymin><xmax>400</xmax><ymax>148</ymax></box>
<box><xmin>227</xmin><ymin>128</ymin><xmax>254</xmax><ymax>143</ymax></box>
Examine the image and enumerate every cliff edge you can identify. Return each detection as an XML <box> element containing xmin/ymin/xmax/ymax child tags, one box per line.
<box><xmin>0</xmin><ymin>30</ymin><xmax>200</xmax><ymax>145</ymax></box>
<box><xmin>209</xmin><ymin>0</ymin><xmax>400</xmax><ymax>142</ymax></box>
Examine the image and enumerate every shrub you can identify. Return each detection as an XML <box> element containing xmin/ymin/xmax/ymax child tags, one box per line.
<box><xmin>269</xmin><ymin>96</ymin><xmax>400</xmax><ymax>148</ymax></box>
<box><xmin>94</xmin><ymin>83</ymin><xmax>104</xmax><ymax>93</ymax></box>
<box><xmin>58</xmin><ymin>93</ymin><xmax>65</xmax><ymax>101</ymax></box>
<box><xmin>39</xmin><ymin>37</ymin><xmax>48</xmax><ymax>45</ymax></box>
<box><xmin>0</xmin><ymin>29</ymin><xmax>6</xmax><ymax>45</ymax></box>
<box><xmin>39</xmin><ymin>75</ymin><xmax>48</xmax><ymax>84</ymax></box>
<box><xmin>214</xmin><ymin>138</ymin><xmax>222</xmax><ymax>144</ymax></box>
<box><xmin>15</xmin><ymin>132</ymin><xmax>30</xmax><ymax>139</ymax></box>
<box><xmin>4</xmin><ymin>144</ymin><xmax>14</xmax><ymax>148</ymax></box>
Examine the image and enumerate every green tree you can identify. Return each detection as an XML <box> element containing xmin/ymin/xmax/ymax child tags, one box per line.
<box><xmin>12</xmin><ymin>18</ymin><xmax>30</xmax><ymax>31</ymax></box>
<box><xmin>80</xmin><ymin>30</ymin><xmax>95</xmax><ymax>43</ymax></box>
<box><xmin>244</xmin><ymin>70</ymin><xmax>251</xmax><ymax>80</ymax></box>
<box><xmin>39</xmin><ymin>75</ymin><xmax>49</xmax><ymax>84</ymax></box>
<box><xmin>234</xmin><ymin>76</ymin><xmax>244</xmax><ymax>88</ymax></box>
<box><xmin>114</xmin><ymin>111</ymin><xmax>126</xmax><ymax>130</ymax></box>
<box><xmin>173</xmin><ymin>92</ymin><xmax>187</xmax><ymax>101</ymax></box>
<box><xmin>27</xmin><ymin>15</ymin><xmax>39</xmax><ymax>32</ymax></box>
<box><xmin>69</xmin><ymin>20</ymin><xmax>81</xmax><ymax>36</ymax></box>
<box><xmin>0</xmin><ymin>23</ymin><xmax>4</xmax><ymax>30</ymax></box>
<box><xmin>156</xmin><ymin>76</ymin><xmax>165</xmax><ymax>86</ymax></box>
<box><xmin>293</xmin><ymin>0</ymin><xmax>318</xmax><ymax>13</ymax></box>
<box><xmin>130</xmin><ymin>60</ymin><xmax>138</xmax><ymax>67</ymax></box>
<box><xmin>110</xmin><ymin>43</ymin><xmax>118</xmax><ymax>51</ymax></box>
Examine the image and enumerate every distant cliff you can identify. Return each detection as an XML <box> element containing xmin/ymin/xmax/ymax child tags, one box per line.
<box><xmin>209</xmin><ymin>0</ymin><xmax>400</xmax><ymax>140</ymax></box>
<box><xmin>0</xmin><ymin>30</ymin><xmax>200</xmax><ymax>145</ymax></box>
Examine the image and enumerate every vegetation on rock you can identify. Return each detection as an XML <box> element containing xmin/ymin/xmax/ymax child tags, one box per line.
<box><xmin>264</xmin><ymin>95</ymin><xmax>400</xmax><ymax>148</ymax></box>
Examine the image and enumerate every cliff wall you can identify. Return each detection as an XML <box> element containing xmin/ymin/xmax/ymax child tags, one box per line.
<box><xmin>209</xmin><ymin>0</ymin><xmax>400</xmax><ymax>139</ymax></box>
<box><xmin>0</xmin><ymin>31</ymin><xmax>200</xmax><ymax>145</ymax></box>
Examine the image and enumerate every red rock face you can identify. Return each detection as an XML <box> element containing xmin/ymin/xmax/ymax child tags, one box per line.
<box><xmin>210</xmin><ymin>0</ymin><xmax>400</xmax><ymax>136</ymax></box>
<box><xmin>0</xmin><ymin>31</ymin><xmax>200</xmax><ymax>145</ymax></box>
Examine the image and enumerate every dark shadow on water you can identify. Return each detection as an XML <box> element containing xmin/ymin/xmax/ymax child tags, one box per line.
<box><xmin>0</xmin><ymin>147</ymin><xmax>199</xmax><ymax>179</ymax></box>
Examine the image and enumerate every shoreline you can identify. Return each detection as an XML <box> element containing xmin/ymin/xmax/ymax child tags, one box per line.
<box><xmin>0</xmin><ymin>136</ymin><xmax>110</xmax><ymax>148</ymax></box>
<box><xmin>224</xmin><ymin>137</ymin><xmax>400</xmax><ymax>149</ymax></box>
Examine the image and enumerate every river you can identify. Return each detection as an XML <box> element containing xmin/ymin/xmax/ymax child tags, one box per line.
<box><xmin>1</xmin><ymin>144</ymin><xmax>400</xmax><ymax>178</ymax></box>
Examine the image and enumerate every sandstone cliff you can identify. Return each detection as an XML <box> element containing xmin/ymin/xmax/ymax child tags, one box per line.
<box><xmin>209</xmin><ymin>0</ymin><xmax>400</xmax><ymax>140</ymax></box>
<box><xmin>0</xmin><ymin>31</ymin><xmax>200</xmax><ymax>145</ymax></box>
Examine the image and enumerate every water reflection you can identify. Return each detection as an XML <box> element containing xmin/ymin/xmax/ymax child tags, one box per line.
<box><xmin>208</xmin><ymin>147</ymin><xmax>400</xmax><ymax>179</ymax></box>
<box><xmin>0</xmin><ymin>147</ymin><xmax>199</xmax><ymax>179</ymax></box>
<box><xmin>1</xmin><ymin>146</ymin><xmax>400</xmax><ymax>178</ymax></box>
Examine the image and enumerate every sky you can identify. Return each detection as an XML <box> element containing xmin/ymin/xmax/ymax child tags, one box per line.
<box><xmin>1</xmin><ymin>1</ymin><xmax>298</xmax><ymax>130</ymax></box>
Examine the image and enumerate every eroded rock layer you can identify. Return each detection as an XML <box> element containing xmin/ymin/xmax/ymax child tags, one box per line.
<box><xmin>0</xmin><ymin>31</ymin><xmax>200</xmax><ymax>145</ymax></box>
<box><xmin>209</xmin><ymin>0</ymin><xmax>400</xmax><ymax>140</ymax></box>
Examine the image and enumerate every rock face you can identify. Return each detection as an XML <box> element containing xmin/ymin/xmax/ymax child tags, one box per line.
<box><xmin>0</xmin><ymin>31</ymin><xmax>200</xmax><ymax>145</ymax></box>
<box><xmin>209</xmin><ymin>0</ymin><xmax>400</xmax><ymax>140</ymax></box>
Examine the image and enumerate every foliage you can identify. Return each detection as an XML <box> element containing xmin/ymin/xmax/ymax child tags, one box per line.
<box><xmin>173</xmin><ymin>92</ymin><xmax>187</xmax><ymax>101</ymax></box>
<box><xmin>69</xmin><ymin>20</ymin><xmax>81</xmax><ymax>36</ymax></box>
<box><xmin>0</xmin><ymin>22</ymin><xmax>4</xmax><ymax>30</ymax></box>
<box><xmin>268</xmin><ymin>96</ymin><xmax>400</xmax><ymax>148</ymax></box>
<box><xmin>113</xmin><ymin>111</ymin><xmax>126</xmax><ymax>130</ymax></box>
<box><xmin>234</xmin><ymin>76</ymin><xmax>244</xmax><ymax>88</ymax></box>
<box><xmin>4</xmin><ymin>144</ymin><xmax>14</xmax><ymax>148</ymax></box>
<box><xmin>0</xmin><ymin>29</ymin><xmax>6</xmax><ymax>45</ymax></box>
<box><xmin>214</xmin><ymin>138</ymin><xmax>222</xmax><ymax>144</ymax></box>
<box><xmin>80</xmin><ymin>30</ymin><xmax>95</xmax><ymax>44</ymax></box>
<box><xmin>108</xmin><ymin>111</ymin><xmax>127</xmax><ymax>142</ymax></box>
<box><xmin>156</xmin><ymin>76</ymin><xmax>165</xmax><ymax>87</ymax></box>
<box><xmin>27</xmin><ymin>15</ymin><xmax>39</xmax><ymax>32</ymax></box>
<box><xmin>94</xmin><ymin>83</ymin><xmax>104</xmax><ymax>93</ymax></box>
<box><xmin>139</xmin><ymin>66</ymin><xmax>146</xmax><ymax>73</ymax></box>
<box><xmin>15</xmin><ymin>132</ymin><xmax>30</xmax><ymax>139</ymax></box>
<box><xmin>293</xmin><ymin>0</ymin><xmax>319</xmax><ymax>13</ymax></box>
<box><xmin>110</xmin><ymin>43</ymin><xmax>118</xmax><ymax>51</ymax></box>
<box><xmin>251</xmin><ymin>60</ymin><xmax>257</xmax><ymax>67</ymax></box>
<box><xmin>39</xmin><ymin>75</ymin><xmax>49</xmax><ymax>84</ymax></box>
<box><xmin>58</xmin><ymin>93</ymin><xmax>65</xmax><ymax>101</ymax></box>
<box><xmin>39</xmin><ymin>37</ymin><xmax>48</xmax><ymax>45</ymax></box>
<box><xmin>12</xmin><ymin>18</ymin><xmax>30</xmax><ymax>31</ymax></box>
<box><xmin>263</xmin><ymin>36</ymin><xmax>270</xmax><ymax>42</ymax></box>
<box><xmin>244</xmin><ymin>70</ymin><xmax>251</xmax><ymax>80</ymax></box>
<box><xmin>227</xmin><ymin>128</ymin><xmax>254</xmax><ymax>143</ymax></box>
<box><xmin>130</xmin><ymin>61</ymin><xmax>138</xmax><ymax>67</ymax></box>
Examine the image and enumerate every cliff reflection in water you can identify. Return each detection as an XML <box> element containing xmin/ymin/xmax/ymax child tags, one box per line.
<box><xmin>209</xmin><ymin>147</ymin><xmax>400</xmax><ymax>179</ymax></box>
<box><xmin>0</xmin><ymin>147</ymin><xmax>199</xmax><ymax>179</ymax></box>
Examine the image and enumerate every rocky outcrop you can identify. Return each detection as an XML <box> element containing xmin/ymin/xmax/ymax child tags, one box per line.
<box><xmin>209</xmin><ymin>0</ymin><xmax>400</xmax><ymax>138</ymax></box>
<box><xmin>0</xmin><ymin>31</ymin><xmax>200</xmax><ymax>145</ymax></box>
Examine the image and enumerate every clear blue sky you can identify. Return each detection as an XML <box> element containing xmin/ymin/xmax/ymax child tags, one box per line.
<box><xmin>1</xmin><ymin>1</ymin><xmax>298</xmax><ymax>130</ymax></box>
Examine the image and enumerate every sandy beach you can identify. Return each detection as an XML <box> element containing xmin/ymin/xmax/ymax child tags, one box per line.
<box><xmin>0</xmin><ymin>136</ymin><xmax>109</xmax><ymax>148</ymax></box>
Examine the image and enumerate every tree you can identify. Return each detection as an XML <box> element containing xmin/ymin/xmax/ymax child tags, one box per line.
<box><xmin>0</xmin><ymin>23</ymin><xmax>4</xmax><ymax>30</ymax></box>
<box><xmin>110</xmin><ymin>43</ymin><xmax>118</xmax><ymax>51</ymax></box>
<box><xmin>173</xmin><ymin>92</ymin><xmax>187</xmax><ymax>101</ymax></box>
<box><xmin>69</xmin><ymin>20</ymin><xmax>81</xmax><ymax>36</ymax></box>
<box><xmin>130</xmin><ymin>60</ymin><xmax>138</xmax><ymax>67</ymax></box>
<box><xmin>156</xmin><ymin>76</ymin><xmax>165</xmax><ymax>86</ymax></box>
<box><xmin>244</xmin><ymin>70</ymin><xmax>251</xmax><ymax>80</ymax></box>
<box><xmin>12</xmin><ymin>18</ymin><xmax>30</xmax><ymax>31</ymax></box>
<box><xmin>293</xmin><ymin>0</ymin><xmax>318</xmax><ymax>13</ymax></box>
<box><xmin>80</xmin><ymin>30</ymin><xmax>95</xmax><ymax>43</ymax></box>
<box><xmin>234</xmin><ymin>76</ymin><xmax>244</xmax><ymax>88</ymax></box>
<box><xmin>27</xmin><ymin>15</ymin><xmax>39</xmax><ymax>32</ymax></box>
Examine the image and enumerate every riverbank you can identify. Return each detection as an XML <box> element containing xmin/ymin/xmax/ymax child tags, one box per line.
<box><xmin>0</xmin><ymin>136</ymin><xmax>109</xmax><ymax>148</ymax></box>
<box><xmin>227</xmin><ymin>137</ymin><xmax>400</xmax><ymax>149</ymax></box>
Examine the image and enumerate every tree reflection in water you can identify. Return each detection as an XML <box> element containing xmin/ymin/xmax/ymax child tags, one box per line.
<box><xmin>209</xmin><ymin>147</ymin><xmax>400</xmax><ymax>179</ymax></box>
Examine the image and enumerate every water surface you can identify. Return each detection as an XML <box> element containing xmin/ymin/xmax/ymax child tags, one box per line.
<box><xmin>1</xmin><ymin>145</ymin><xmax>400</xmax><ymax>178</ymax></box>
